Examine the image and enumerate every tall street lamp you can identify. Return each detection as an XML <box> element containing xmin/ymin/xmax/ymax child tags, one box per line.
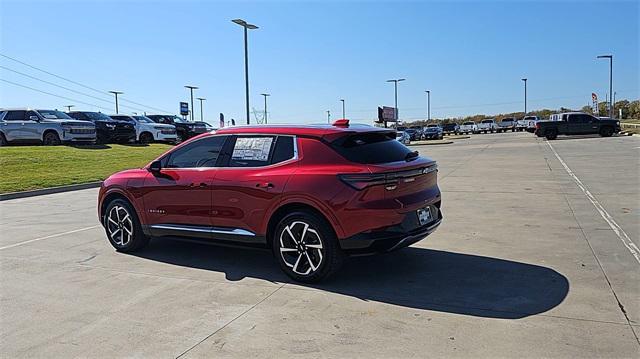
<box><xmin>65</xmin><ymin>105</ymin><xmax>74</xmax><ymax>112</ymax></box>
<box><xmin>184</xmin><ymin>85</ymin><xmax>198</xmax><ymax>122</ymax></box>
<box><xmin>597</xmin><ymin>55</ymin><xmax>613</xmax><ymax>118</ymax></box>
<box><xmin>340</xmin><ymin>99</ymin><xmax>345</xmax><ymax>119</ymax></box>
<box><xmin>326</xmin><ymin>110</ymin><xmax>331</xmax><ymax>124</ymax></box>
<box><xmin>232</xmin><ymin>19</ymin><xmax>259</xmax><ymax>125</ymax></box>
<box><xmin>196</xmin><ymin>97</ymin><xmax>206</xmax><ymax>122</ymax></box>
<box><xmin>424</xmin><ymin>90</ymin><xmax>430</xmax><ymax>122</ymax></box>
<box><xmin>109</xmin><ymin>91</ymin><xmax>123</xmax><ymax>114</ymax></box>
<box><xmin>521</xmin><ymin>78</ymin><xmax>527</xmax><ymax>115</ymax></box>
<box><xmin>261</xmin><ymin>93</ymin><xmax>270</xmax><ymax>124</ymax></box>
<box><xmin>386</xmin><ymin>78</ymin><xmax>405</xmax><ymax>127</ymax></box>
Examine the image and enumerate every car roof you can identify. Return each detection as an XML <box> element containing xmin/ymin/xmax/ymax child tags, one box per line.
<box><xmin>213</xmin><ymin>123</ymin><xmax>394</xmax><ymax>139</ymax></box>
<box><xmin>0</xmin><ymin>107</ymin><xmax>34</xmax><ymax>111</ymax></box>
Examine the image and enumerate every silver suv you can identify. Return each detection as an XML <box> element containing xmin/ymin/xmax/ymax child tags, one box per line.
<box><xmin>0</xmin><ymin>108</ymin><xmax>96</xmax><ymax>145</ymax></box>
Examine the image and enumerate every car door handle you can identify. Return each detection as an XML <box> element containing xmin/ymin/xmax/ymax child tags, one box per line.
<box><xmin>256</xmin><ymin>182</ymin><xmax>274</xmax><ymax>189</ymax></box>
<box><xmin>189</xmin><ymin>182</ymin><xmax>208</xmax><ymax>188</ymax></box>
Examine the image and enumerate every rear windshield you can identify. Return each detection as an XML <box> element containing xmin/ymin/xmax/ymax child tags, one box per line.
<box><xmin>331</xmin><ymin>131</ymin><xmax>412</xmax><ymax>164</ymax></box>
<box><xmin>463</xmin><ymin>122</ymin><xmax>474</xmax><ymax>125</ymax></box>
<box><xmin>481</xmin><ymin>120</ymin><xmax>493</xmax><ymax>123</ymax></box>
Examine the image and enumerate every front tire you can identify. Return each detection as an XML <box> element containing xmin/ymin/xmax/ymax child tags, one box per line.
<box><xmin>104</xmin><ymin>199</ymin><xmax>149</xmax><ymax>252</ymax></box>
<box><xmin>0</xmin><ymin>132</ymin><xmax>7</xmax><ymax>146</ymax></box>
<box><xmin>139</xmin><ymin>132</ymin><xmax>154</xmax><ymax>144</ymax></box>
<box><xmin>599</xmin><ymin>127</ymin><xmax>613</xmax><ymax>137</ymax></box>
<box><xmin>272</xmin><ymin>211</ymin><xmax>344</xmax><ymax>283</ymax></box>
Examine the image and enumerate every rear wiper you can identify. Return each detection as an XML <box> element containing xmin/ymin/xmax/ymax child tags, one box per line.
<box><xmin>405</xmin><ymin>151</ymin><xmax>419</xmax><ymax>161</ymax></box>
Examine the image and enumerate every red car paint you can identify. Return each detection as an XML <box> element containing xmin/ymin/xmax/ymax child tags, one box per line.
<box><xmin>98</xmin><ymin>123</ymin><xmax>442</xmax><ymax>254</ymax></box>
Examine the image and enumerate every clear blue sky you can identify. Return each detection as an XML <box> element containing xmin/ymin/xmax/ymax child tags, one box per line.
<box><xmin>1</xmin><ymin>0</ymin><xmax>638</xmax><ymax>124</ymax></box>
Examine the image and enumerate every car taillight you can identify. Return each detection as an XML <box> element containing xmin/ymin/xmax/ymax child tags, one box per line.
<box><xmin>338</xmin><ymin>173</ymin><xmax>395</xmax><ymax>190</ymax></box>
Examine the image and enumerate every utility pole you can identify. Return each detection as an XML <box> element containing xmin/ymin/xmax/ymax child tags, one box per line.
<box><xmin>522</xmin><ymin>78</ymin><xmax>528</xmax><ymax>114</ymax></box>
<box><xmin>196</xmin><ymin>97</ymin><xmax>206</xmax><ymax>122</ymax></box>
<box><xmin>184</xmin><ymin>85</ymin><xmax>198</xmax><ymax>122</ymax></box>
<box><xmin>260</xmin><ymin>93</ymin><xmax>270</xmax><ymax>124</ymax></box>
<box><xmin>424</xmin><ymin>90</ymin><xmax>430</xmax><ymax>122</ymax></box>
<box><xmin>340</xmin><ymin>99</ymin><xmax>345</xmax><ymax>119</ymax></box>
<box><xmin>232</xmin><ymin>19</ymin><xmax>259</xmax><ymax>125</ymax></box>
<box><xmin>109</xmin><ymin>91</ymin><xmax>123</xmax><ymax>114</ymax></box>
<box><xmin>65</xmin><ymin>105</ymin><xmax>74</xmax><ymax>112</ymax></box>
<box><xmin>386</xmin><ymin>78</ymin><xmax>405</xmax><ymax>127</ymax></box>
<box><xmin>597</xmin><ymin>55</ymin><xmax>613</xmax><ymax>118</ymax></box>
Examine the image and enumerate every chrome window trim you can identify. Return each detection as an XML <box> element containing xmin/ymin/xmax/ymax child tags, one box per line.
<box><xmin>159</xmin><ymin>134</ymin><xmax>298</xmax><ymax>171</ymax></box>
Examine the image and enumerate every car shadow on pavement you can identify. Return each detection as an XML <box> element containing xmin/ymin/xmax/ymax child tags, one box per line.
<box><xmin>131</xmin><ymin>238</ymin><xmax>569</xmax><ymax>320</ymax></box>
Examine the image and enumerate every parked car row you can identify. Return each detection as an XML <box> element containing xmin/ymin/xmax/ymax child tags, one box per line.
<box><xmin>0</xmin><ymin>108</ymin><xmax>211</xmax><ymax>146</ymax></box>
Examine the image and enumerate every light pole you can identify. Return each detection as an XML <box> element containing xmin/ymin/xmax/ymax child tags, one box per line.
<box><xmin>597</xmin><ymin>55</ymin><xmax>613</xmax><ymax>118</ymax></box>
<box><xmin>326</xmin><ymin>110</ymin><xmax>331</xmax><ymax>124</ymax></box>
<box><xmin>261</xmin><ymin>93</ymin><xmax>270</xmax><ymax>124</ymax></box>
<box><xmin>196</xmin><ymin>97</ymin><xmax>206</xmax><ymax>122</ymax></box>
<box><xmin>232</xmin><ymin>19</ymin><xmax>259</xmax><ymax>125</ymax></box>
<box><xmin>65</xmin><ymin>105</ymin><xmax>74</xmax><ymax>112</ymax></box>
<box><xmin>340</xmin><ymin>99</ymin><xmax>345</xmax><ymax>119</ymax></box>
<box><xmin>613</xmin><ymin>91</ymin><xmax>617</xmax><ymax>118</ymax></box>
<box><xmin>386</xmin><ymin>78</ymin><xmax>405</xmax><ymax>127</ymax></box>
<box><xmin>184</xmin><ymin>85</ymin><xmax>198</xmax><ymax>122</ymax></box>
<box><xmin>109</xmin><ymin>91</ymin><xmax>123</xmax><ymax>114</ymax></box>
<box><xmin>424</xmin><ymin>90</ymin><xmax>430</xmax><ymax>122</ymax></box>
<box><xmin>521</xmin><ymin>78</ymin><xmax>527</xmax><ymax>115</ymax></box>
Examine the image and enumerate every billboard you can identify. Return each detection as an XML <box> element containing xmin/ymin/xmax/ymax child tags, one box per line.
<box><xmin>180</xmin><ymin>102</ymin><xmax>189</xmax><ymax>116</ymax></box>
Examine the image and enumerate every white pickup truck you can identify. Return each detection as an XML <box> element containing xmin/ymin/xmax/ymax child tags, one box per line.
<box><xmin>477</xmin><ymin>119</ymin><xmax>498</xmax><ymax>133</ymax></box>
<box><xmin>522</xmin><ymin>116</ymin><xmax>540</xmax><ymax>132</ymax></box>
<box><xmin>459</xmin><ymin>121</ymin><xmax>478</xmax><ymax>134</ymax></box>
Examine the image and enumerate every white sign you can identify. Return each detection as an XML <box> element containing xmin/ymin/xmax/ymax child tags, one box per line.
<box><xmin>232</xmin><ymin>137</ymin><xmax>273</xmax><ymax>161</ymax></box>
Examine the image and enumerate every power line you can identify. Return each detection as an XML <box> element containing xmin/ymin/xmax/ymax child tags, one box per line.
<box><xmin>0</xmin><ymin>53</ymin><xmax>172</xmax><ymax>113</ymax></box>
<box><xmin>0</xmin><ymin>78</ymin><xmax>112</xmax><ymax>112</ymax></box>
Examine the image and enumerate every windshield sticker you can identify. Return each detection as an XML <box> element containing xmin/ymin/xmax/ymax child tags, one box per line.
<box><xmin>232</xmin><ymin>137</ymin><xmax>273</xmax><ymax>161</ymax></box>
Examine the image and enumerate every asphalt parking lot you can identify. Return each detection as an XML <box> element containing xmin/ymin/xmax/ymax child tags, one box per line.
<box><xmin>1</xmin><ymin>132</ymin><xmax>638</xmax><ymax>358</ymax></box>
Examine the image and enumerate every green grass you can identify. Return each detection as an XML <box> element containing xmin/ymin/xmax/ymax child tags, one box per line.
<box><xmin>0</xmin><ymin>144</ymin><xmax>173</xmax><ymax>193</ymax></box>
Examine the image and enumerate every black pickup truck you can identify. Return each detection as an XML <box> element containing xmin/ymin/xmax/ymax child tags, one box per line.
<box><xmin>535</xmin><ymin>112</ymin><xmax>620</xmax><ymax>140</ymax></box>
<box><xmin>146</xmin><ymin>115</ymin><xmax>208</xmax><ymax>143</ymax></box>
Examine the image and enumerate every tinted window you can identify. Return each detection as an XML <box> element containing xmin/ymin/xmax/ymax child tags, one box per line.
<box><xmin>481</xmin><ymin>120</ymin><xmax>493</xmax><ymax>123</ymax></box>
<box><xmin>36</xmin><ymin>110</ymin><xmax>72</xmax><ymax>119</ymax></box>
<box><xmin>332</xmin><ymin>131</ymin><xmax>412</xmax><ymax>164</ymax></box>
<box><xmin>165</xmin><ymin>136</ymin><xmax>227</xmax><ymax>168</ymax></box>
<box><xmin>568</xmin><ymin>115</ymin><xmax>590</xmax><ymax>124</ymax></box>
<box><xmin>229</xmin><ymin>136</ymin><xmax>276</xmax><ymax>167</ymax></box>
<box><xmin>463</xmin><ymin>122</ymin><xmax>474</xmax><ymax>125</ymax></box>
<box><xmin>85</xmin><ymin>112</ymin><xmax>113</xmax><ymax>121</ymax></box>
<box><xmin>5</xmin><ymin>111</ymin><xmax>26</xmax><ymax>121</ymax></box>
<box><xmin>271</xmin><ymin>136</ymin><xmax>295</xmax><ymax>164</ymax></box>
<box><xmin>111</xmin><ymin>116</ymin><xmax>134</xmax><ymax>122</ymax></box>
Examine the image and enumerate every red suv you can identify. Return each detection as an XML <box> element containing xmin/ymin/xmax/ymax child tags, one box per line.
<box><xmin>98</xmin><ymin>121</ymin><xmax>442</xmax><ymax>282</ymax></box>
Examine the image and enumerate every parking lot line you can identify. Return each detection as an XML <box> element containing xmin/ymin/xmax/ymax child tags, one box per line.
<box><xmin>547</xmin><ymin>141</ymin><xmax>640</xmax><ymax>265</ymax></box>
<box><xmin>0</xmin><ymin>225</ymin><xmax>99</xmax><ymax>251</ymax></box>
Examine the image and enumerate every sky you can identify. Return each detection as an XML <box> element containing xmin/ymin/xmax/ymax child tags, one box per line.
<box><xmin>0</xmin><ymin>0</ymin><xmax>638</xmax><ymax>125</ymax></box>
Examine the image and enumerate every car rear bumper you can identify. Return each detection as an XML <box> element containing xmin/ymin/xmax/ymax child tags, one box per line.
<box><xmin>338</xmin><ymin>204</ymin><xmax>442</xmax><ymax>255</ymax></box>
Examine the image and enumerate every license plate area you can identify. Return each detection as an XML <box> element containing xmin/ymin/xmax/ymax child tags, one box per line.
<box><xmin>417</xmin><ymin>207</ymin><xmax>433</xmax><ymax>226</ymax></box>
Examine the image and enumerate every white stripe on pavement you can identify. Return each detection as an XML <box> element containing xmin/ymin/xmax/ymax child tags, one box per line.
<box><xmin>547</xmin><ymin>141</ymin><xmax>640</xmax><ymax>264</ymax></box>
<box><xmin>0</xmin><ymin>225</ymin><xmax>100</xmax><ymax>251</ymax></box>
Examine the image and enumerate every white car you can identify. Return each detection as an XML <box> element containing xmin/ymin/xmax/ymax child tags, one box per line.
<box><xmin>522</xmin><ymin>115</ymin><xmax>540</xmax><ymax>132</ymax></box>
<box><xmin>459</xmin><ymin>121</ymin><xmax>478</xmax><ymax>134</ymax></box>
<box><xmin>110</xmin><ymin>115</ymin><xmax>177</xmax><ymax>143</ymax></box>
<box><xmin>396</xmin><ymin>131</ymin><xmax>411</xmax><ymax>145</ymax></box>
<box><xmin>478</xmin><ymin>119</ymin><xmax>498</xmax><ymax>133</ymax></box>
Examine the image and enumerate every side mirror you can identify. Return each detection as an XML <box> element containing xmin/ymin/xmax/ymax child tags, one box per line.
<box><xmin>29</xmin><ymin>116</ymin><xmax>39</xmax><ymax>121</ymax></box>
<box><xmin>148</xmin><ymin>160</ymin><xmax>162</xmax><ymax>173</ymax></box>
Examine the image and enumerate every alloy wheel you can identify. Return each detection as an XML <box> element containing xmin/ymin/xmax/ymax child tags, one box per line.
<box><xmin>106</xmin><ymin>205</ymin><xmax>134</xmax><ymax>247</ymax></box>
<box><xmin>279</xmin><ymin>221</ymin><xmax>324</xmax><ymax>275</ymax></box>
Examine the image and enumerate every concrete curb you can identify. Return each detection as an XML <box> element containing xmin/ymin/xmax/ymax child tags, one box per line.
<box><xmin>444</xmin><ymin>135</ymin><xmax>471</xmax><ymax>140</ymax></box>
<box><xmin>408</xmin><ymin>140</ymin><xmax>454</xmax><ymax>146</ymax></box>
<box><xmin>0</xmin><ymin>181</ymin><xmax>102</xmax><ymax>201</ymax></box>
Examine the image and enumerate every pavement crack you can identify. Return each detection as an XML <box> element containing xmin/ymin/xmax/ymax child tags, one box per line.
<box><xmin>175</xmin><ymin>283</ymin><xmax>285</xmax><ymax>358</ymax></box>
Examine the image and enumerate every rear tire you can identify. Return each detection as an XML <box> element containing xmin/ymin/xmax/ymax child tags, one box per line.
<box><xmin>43</xmin><ymin>131</ymin><xmax>61</xmax><ymax>146</ymax></box>
<box><xmin>0</xmin><ymin>132</ymin><xmax>7</xmax><ymax>146</ymax></box>
<box><xmin>104</xmin><ymin>199</ymin><xmax>149</xmax><ymax>252</ymax></box>
<box><xmin>272</xmin><ymin>211</ymin><xmax>345</xmax><ymax>283</ymax></box>
<box><xmin>545</xmin><ymin>129</ymin><xmax>558</xmax><ymax>140</ymax></box>
<box><xmin>599</xmin><ymin>127</ymin><xmax>613</xmax><ymax>137</ymax></box>
<box><xmin>139</xmin><ymin>132</ymin><xmax>154</xmax><ymax>144</ymax></box>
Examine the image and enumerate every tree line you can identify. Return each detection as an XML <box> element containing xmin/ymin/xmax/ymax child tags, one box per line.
<box><xmin>401</xmin><ymin>98</ymin><xmax>639</xmax><ymax>126</ymax></box>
